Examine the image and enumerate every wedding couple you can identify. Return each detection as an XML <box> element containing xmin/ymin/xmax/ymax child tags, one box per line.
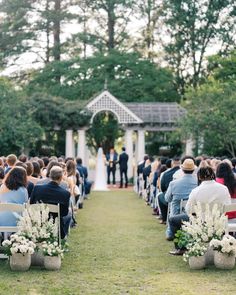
<box><xmin>93</xmin><ymin>147</ymin><xmax>129</xmax><ymax>191</ymax></box>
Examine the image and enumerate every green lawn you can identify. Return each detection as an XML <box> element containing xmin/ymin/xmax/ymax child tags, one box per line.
<box><xmin>0</xmin><ymin>190</ymin><xmax>236</xmax><ymax>295</ymax></box>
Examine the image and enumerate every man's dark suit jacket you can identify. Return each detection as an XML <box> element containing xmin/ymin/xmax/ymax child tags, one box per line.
<box><xmin>119</xmin><ymin>152</ymin><xmax>129</xmax><ymax>170</ymax></box>
<box><xmin>160</xmin><ymin>166</ymin><xmax>180</xmax><ymax>193</ymax></box>
<box><xmin>30</xmin><ymin>181</ymin><xmax>70</xmax><ymax>238</ymax></box>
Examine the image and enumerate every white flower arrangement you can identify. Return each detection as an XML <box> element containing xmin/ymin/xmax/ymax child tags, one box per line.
<box><xmin>210</xmin><ymin>235</ymin><xmax>236</xmax><ymax>256</ymax></box>
<box><xmin>183</xmin><ymin>241</ymin><xmax>207</xmax><ymax>262</ymax></box>
<box><xmin>41</xmin><ymin>241</ymin><xmax>64</xmax><ymax>258</ymax></box>
<box><xmin>2</xmin><ymin>234</ymin><xmax>36</xmax><ymax>256</ymax></box>
<box><xmin>182</xmin><ymin>202</ymin><xmax>227</xmax><ymax>243</ymax></box>
<box><xmin>17</xmin><ymin>204</ymin><xmax>58</xmax><ymax>243</ymax></box>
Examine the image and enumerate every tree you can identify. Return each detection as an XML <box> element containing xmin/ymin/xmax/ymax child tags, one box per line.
<box><xmin>79</xmin><ymin>0</ymin><xmax>135</xmax><ymax>52</ymax></box>
<box><xmin>181</xmin><ymin>81</ymin><xmax>236</xmax><ymax>157</ymax></box>
<box><xmin>162</xmin><ymin>0</ymin><xmax>236</xmax><ymax>94</ymax></box>
<box><xmin>134</xmin><ymin>0</ymin><xmax>162</xmax><ymax>60</ymax></box>
<box><xmin>27</xmin><ymin>51</ymin><xmax>180</xmax><ymax>102</ymax></box>
<box><xmin>0</xmin><ymin>78</ymin><xmax>43</xmax><ymax>155</ymax></box>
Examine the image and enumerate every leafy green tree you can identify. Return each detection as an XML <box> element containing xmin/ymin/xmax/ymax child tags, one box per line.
<box><xmin>162</xmin><ymin>0</ymin><xmax>236</xmax><ymax>94</ymax></box>
<box><xmin>86</xmin><ymin>112</ymin><xmax>123</xmax><ymax>154</ymax></box>
<box><xmin>28</xmin><ymin>51</ymin><xmax>180</xmax><ymax>102</ymax></box>
<box><xmin>181</xmin><ymin>81</ymin><xmax>236</xmax><ymax>157</ymax></box>
<box><xmin>0</xmin><ymin>78</ymin><xmax>43</xmax><ymax>155</ymax></box>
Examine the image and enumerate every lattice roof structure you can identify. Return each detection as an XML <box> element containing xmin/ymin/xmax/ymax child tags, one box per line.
<box><xmin>85</xmin><ymin>90</ymin><xmax>186</xmax><ymax>130</ymax></box>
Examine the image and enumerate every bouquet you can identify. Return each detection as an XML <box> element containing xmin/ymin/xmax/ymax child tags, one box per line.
<box><xmin>2</xmin><ymin>234</ymin><xmax>36</xmax><ymax>256</ymax></box>
<box><xmin>42</xmin><ymin>241</ymin><xmax>64</xmax><ymax>258</ymax></box>
<box><xmin>210</xmin><ymin>235</ymin><xmax>236</xmax><ymax>256</ymax></box>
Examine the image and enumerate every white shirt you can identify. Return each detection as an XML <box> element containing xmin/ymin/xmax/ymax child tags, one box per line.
<box><xmin>186</xmin><ymin>180</ymin><xmax>231</xmax><ymax>214</ymax></box>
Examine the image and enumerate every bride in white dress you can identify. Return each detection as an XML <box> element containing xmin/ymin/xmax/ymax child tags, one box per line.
<box><xmin>93</xmin><ymin>147</ymin><xmax>109</xmax><ymax>191</ymax></box>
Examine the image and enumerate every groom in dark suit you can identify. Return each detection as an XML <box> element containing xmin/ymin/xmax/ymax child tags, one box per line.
<box><xmin>119</xmin><ymin>147</ymin><xmax>129</xmax><ymax>188</ymax></box>
<box><xmin>106</xmin><ymin>147</ymin><xmax>118</xmax><ymax>185</ymax></box>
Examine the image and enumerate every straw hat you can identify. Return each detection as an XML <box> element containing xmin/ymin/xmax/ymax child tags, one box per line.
<box><xmin>181</xmin><ymin>159</ymin><xmax>195</xmax><ymax>171</ymax></box>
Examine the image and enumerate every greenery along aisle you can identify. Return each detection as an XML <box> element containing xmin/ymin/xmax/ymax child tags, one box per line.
<box><xmin>1</xmin><ymin>191</ymin><xmax>236</xmax><ymax>294</ymax></box>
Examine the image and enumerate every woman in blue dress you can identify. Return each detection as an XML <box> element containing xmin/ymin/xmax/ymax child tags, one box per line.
<box><xmin>0</xmin><ymin>167</ymin><xmax>28</xmax><ymax>226</ymax></box>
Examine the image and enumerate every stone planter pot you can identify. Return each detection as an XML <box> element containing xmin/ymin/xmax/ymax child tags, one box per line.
<box><xmin>214</xmin><ymin>251</ymin><xmax>235</xmax><ymax>270</ymax></box>
<box><xmin>10</xmin><ymin>253</ymin><xmax>31</xmax><ymax>271</ymax></box>
<box><xmin>189</xmin><ymin>256</ymin><xmax>206</xmax><ymax>270</ymax></box>
<box><xmin>31</xmin><ymin>243</ymin><xmax>44</xmax><ymax>266</ymax></box>
<box><xmin>44</xmin><ymin>256</ymin><xmax>61</xmax><ymax>271</ymax></box>
<box><xmin>205</xmin><ymin>245</ymin><xmax>214</xmax><ymax>266</ymax></box>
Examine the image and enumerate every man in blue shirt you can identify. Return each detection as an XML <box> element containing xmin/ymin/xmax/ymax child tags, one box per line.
<box><xmin>164</xmin><ymin>159</ymin><xmax>198</xmax><ymax>240</ymax></box>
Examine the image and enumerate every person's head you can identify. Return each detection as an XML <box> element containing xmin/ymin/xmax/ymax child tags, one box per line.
<box><xmin>66</xmin><ymin>160</ymin><xmax>76</xmax><ymax>177</ymax></box>
<box><xmin>122</xmin><ymin>147</ymin><xmax>126</xmax><ymax>152</ymax></box>
<box><xmin>25</xmin><ymin>161</ymin><xmax>34</xmax><ymax>177</ymax></box>
<box><xmin>5</xmin><ymin>167</ymin><xmax>27</xmax><ymax>190</ymax></box>
<box><xmin>197</xmin><ymin>166</ymin><xmax>216</xmax><ymax>184</ymax></box>
<box><xmin>6</xmin><ymin>154</ymin><xmax>17</xmax><ymax>167</ymax></box>
<box><xmin>181</xmin><ymin>159</ymin><xmax>195</xmax><ymax>174</ymax></box>
<box><xmin>165</xmin><ymin>159</ymin><xmax>172</xmax><ymax>169</ymax></box>
<box><xmin>222</xmin><ymin>159</ymin><xmax>233</xmax><ymax>169</ymax></box>
<box><xmin>171</xmin><ymin>157</ymin><xmax>181</xmax><ymax>168</ymax></box>
<box><xmin>195</xmin><ymin>156</ymin><xmax>203</xmax><ymax>167</ymax></box>
<box><xmin>37</xmin><ymin>159</ymin><xmax>45</xmax><ymax>170</ymax></box>
<box><xmin>15</xmin><ymin>161</ymin><xmax>27</xmax><ymax>171</ymax></box>
<box><xmin>144</xmin><ymin>155</ymin><xmax>149</xmax><ymax>162</ymax></box>
<box><xmin>18</xmin><ymin>154</ymin><xmax>27</xmax><ymax>163</ymax></box>
<box><xmin>0</xmin><ymin>157</ymin><xmax>4</xmax><ymax>167</ymax></box>
<box><xmin>49</xmin><ymin>166</ymin><xmax>63</xmax><ymax>183</ymax></box>
<box><xmin>216</xmin><ymin>162</ymin><xmax>236</xmax><ymax>195</ymax></box>
<box><xmin>0</xmin><ymin>167</ymin><xmax>5</xmax><ymax>180</ymax></box>
<box><xmin>42</xmin><ymin>157</ymin><xmax>50</xmax><ymax>168</ymax></box>
<box><xmin>31</xmin><ymin>161</ymin><xmax>41</xmax><ymax>178</ymax></box>
<box><xmin>110</xmin><ymin>147</ymin><xmax>114</xmax><ymax>153</ymax></box>
<box><xmin>231</xmin><ymin>158</ymin><xmax>236</xmax><ymax>169</ymax></box>
<box><xmin>76</xmin><ymin>157</ymin><xmax>83</xmax><ymax>165</ymax></box>
<box><xmin>65</xmin><ymin>157</ymin><xmax>74</xmax><ymax>163</ymax></box>
<box><xmin>181</xmin><ymin>155</ymin><xmax>195</xmax><ymax>165</ymax></box>
<box><xmin>46</xmin><ymin>161</ymin><xmax>61</xmax><ymax>178</ymax></box>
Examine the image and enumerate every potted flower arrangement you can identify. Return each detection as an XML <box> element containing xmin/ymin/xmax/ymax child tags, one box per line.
<box><xmin>17</xmin><ymin>204</ymin><xmax>59</xmax><ymax>266</ymax></box>
<box><xmin>183</xmin><ymin>241</ymin><xmax>207</xmax><ymax>270</ymax></box>
<box><xmin>2</xmin><ymin>234</ymin><xmax>36</xmax><ymax>271</ymax></box>
<box><xmin>42</xmin><ymin>241</ymin><xmax>64</xmax><ymax>271</ymax></box>
<box><xmin>210</xmin><ymin>235</ymin><xmax>236</xmax><ymax>270</ymax></box>
<box><xmin>182</xmin><ymin>202</ymin><xmax>227</xmax><ymax>266</ymax></box>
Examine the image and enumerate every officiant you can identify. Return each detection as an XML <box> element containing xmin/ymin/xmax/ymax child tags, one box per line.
<box><xmin>106</xmin><ymin>147</ymin><xmax>118</xmax><ymax>186</ymax></box>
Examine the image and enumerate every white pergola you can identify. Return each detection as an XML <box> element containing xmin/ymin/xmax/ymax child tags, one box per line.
<box><xmin>65</xmin><ymin>90</ymin><xmax>189</xmax><ymax>178</ymax></box>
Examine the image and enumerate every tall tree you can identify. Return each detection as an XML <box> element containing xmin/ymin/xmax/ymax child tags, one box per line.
<box><xmin>162</xmin><ymin>0</ymin><xmax>236</xmax><ymax>94</ymax></box>
<box><xmin>82</xmin><ymin>0</ymin><xmax>135</xmax><ymax>52</ymax></box>
<box><xmin>135</xmin><ymin>0</ymin><xmax>162</xmax><ymax>59</ymax></box>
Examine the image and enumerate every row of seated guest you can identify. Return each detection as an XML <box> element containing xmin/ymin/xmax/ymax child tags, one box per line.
<box><xmin>137</xmin><ymin>155</ymin><xmax>236</xmax><ymax>255</ymax></box>
<box><xmin>0</xmin><ymin>154</ymin><xmax>91</xmax><ymax>240</ymax></box>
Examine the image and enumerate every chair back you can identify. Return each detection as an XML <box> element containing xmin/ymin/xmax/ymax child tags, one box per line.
<box><xmin>0</xmin><ymin>203</ymin><xmax>26</xmax><ymax>259</ymax></box>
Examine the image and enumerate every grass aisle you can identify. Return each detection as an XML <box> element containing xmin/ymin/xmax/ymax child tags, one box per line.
<box><xmin>1</xmin><ymin>191</ymin><xmax>236</xmax><ymax>294</ymax></box>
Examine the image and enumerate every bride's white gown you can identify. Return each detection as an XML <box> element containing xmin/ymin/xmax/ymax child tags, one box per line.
<box><xmin>93</xmin><ymin>147</ymin><xmax>109</xmax><ymax>191</ymax></box>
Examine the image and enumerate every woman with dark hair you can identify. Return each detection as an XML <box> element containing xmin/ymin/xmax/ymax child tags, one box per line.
<box><xmin>0</xmin><ymin>167</ymin><xmax>28</xmax><ymax>226</ymax></box>
<box><xmin>216</xmin><ymin>162</ymin><xmax>236</xmax><ymax>219</ymax></box>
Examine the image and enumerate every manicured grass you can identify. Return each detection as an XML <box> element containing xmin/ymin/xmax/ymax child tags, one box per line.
<box><xmin>0</xmin><ymin>190</ymin><xmax>236</xmax><ymax>294</ymax></box>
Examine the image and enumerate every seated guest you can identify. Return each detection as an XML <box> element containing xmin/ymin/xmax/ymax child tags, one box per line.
<box><xmin>165</xmin><ymin>159</ymin><xmax>198</xmax><ymax>240</ymax></box>
<box><xmin>30</xmin><ymin>161</ymin><xmax>41</xmax><ymax>184</ymax></box>
<box><xmin>30</xmin><ymin>166</ymin><xmax>71</xmax><ymax>239</ymax></box>
<box><xmin>169</xmin><ymin>166</ymin><xmax>231</xmax><ymax>255</ymax></box>
<box><xmin>41</xmin><ymin>157</ymin><xmax>50</xmax><ymax>178</ymax></box>
<box><xmin>158</xmin><ymin>157</ymin><xmax>180</xmax><ymax>224</ymax></box>
<box><xmin>18</xmin><ymin>154</ymin><xmax>27</xmax><ymax>163</ymax></box>
<box><xmin>5</xmin><ymin>154</ymin><xmax>17</xmax><ymax>175</ymax></box>
<box><xmin>0</xmin><ymin>167</ymin><xmax>4</xmax><ymax>186</ymax></box>
<box><xmin>0</xmin><ymin>167</ymin><xmax>28</xmax><ymax>226</ymax></box>
<box><xmin>216</xmin><ymin>162</ymin><xmax>236</xmax><ymax>219</ymax></box>
<box><xmin>25</xmin><ymin>162</ymin><xmax>35</xmax><ymax>198</ymax></box>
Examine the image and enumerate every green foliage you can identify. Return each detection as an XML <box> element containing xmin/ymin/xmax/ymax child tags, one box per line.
<box><xmin>86</xmin><ymin>112</ymin><xmax>123</xmax><ymax>154</ymax></box>
<box><xmin>28</xmin><ymin>51</ymin><xmax>180</xmax><ymax>102</ymax></box>
<box><xmin>0</xmin><ymin>78</ymin><xmax>43</xmax><ymax>155</ymax></box>
<box><xmin>174</xmin><ymin>230</ymin><xmax>191</xmax><ymax>250</ymax></box>
<box><xmin>181</xmin><ymin>81</ymin><xmax>236</xmax><ymax>157</ymax></box>
<box><xmin>146</xmin><ymin>131</ymin><xmax>183</xmax><ymax>157</ymax></box>
<box><xmin>162</xmin><ymin>0</ymin><xmax>236</xmax><ymax>93</ymax></box>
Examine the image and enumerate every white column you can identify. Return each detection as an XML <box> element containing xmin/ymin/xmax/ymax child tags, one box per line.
<box><xmin>125</xmin><ymin>129</ymin><xmax>133</xmax><ymax>179</ymax></box>
<box><xmin>77</xmin><ymin>129</ymin><xmax>86</xmax><ymax>164</ymax></box>
<box><xmin>65</xmin><ymin>129</ymin><xmax>74</xmax><ymax>158</ymax></box>
<box><xmin>137</xmin><ymin>129</ymin><xmax>145</xmax><ymax>162</ymax></box>
<box><xmin>185</xmin><ymin>138</ymin><xmax>194</xmax><ymax>156</ymax></box>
